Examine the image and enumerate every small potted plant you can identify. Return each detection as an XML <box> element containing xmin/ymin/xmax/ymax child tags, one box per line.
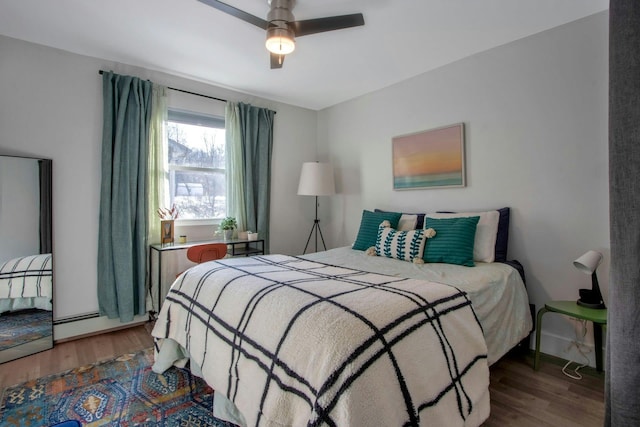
<box><xmin>220</xmin><ymin>216</ymin><xmax>237</xmax><ymax>240</ymax></box>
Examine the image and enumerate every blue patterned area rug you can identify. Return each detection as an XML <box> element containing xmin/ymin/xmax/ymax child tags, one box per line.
<box><xmin>0</xmin><ymin>309</ymin><xmax>52</xmax><ymax>351</ymax></box>
<box><xmin>0</xmin><ymin>348</ymin><xmax>238</xmax><ymax>426</ymax></box>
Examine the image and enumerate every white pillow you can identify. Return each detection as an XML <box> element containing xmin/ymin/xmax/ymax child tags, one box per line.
<box><xmin>426</xmin><ymin>211</ymin><xmax>500</xmax><ymax>262</ymax></box>
<box><xmin>397</xmin><ymin>214</ymin><xmax>418</xmax><ymax>231</ymax></box>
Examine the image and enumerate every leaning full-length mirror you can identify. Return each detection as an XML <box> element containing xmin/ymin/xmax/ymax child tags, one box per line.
<box><xmin>0</xmin><ymin>155</ymin><xmax>53</xmax><ymax>363</ymax></box>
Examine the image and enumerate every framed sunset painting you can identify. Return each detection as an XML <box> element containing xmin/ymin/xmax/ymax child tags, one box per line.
<box><xmin>392</xmin><ymin>123</ymin><xmax>466</xmax><ymax>190</ymax></box>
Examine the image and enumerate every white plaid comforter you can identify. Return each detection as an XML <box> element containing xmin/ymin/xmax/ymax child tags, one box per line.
<box><xmin>152</xmin><ymin>254</ymin><xmax>490</xmax><ymax>427</ymax></box>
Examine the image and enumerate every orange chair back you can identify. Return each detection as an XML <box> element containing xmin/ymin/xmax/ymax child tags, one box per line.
<box><xmin>186</xmin><ymin>243</ymin><xmax>227</xmax><ymax>263</ymax></box>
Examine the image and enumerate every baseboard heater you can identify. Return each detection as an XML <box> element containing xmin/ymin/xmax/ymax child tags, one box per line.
<box><xmin>54</xmin><ymin>312</ymin><xmax>100</xmax><ymax>325</ymax></box>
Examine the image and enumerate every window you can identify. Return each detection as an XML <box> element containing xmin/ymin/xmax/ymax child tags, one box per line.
<box><xmin>167</xmin><ymin>109</ymin><xmax>225</xmax><ymax>220</ymax></box>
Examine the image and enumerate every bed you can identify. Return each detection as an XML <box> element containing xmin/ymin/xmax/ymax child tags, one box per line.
<box><xmin>0</xmin><ymin>253</ymin><xmax>53</xmax><ymax>314</ymax></box>
<box><xmin>151</xmin><ymin>208</ymin><xmax>532</xmax><ymax>426</ymax></box>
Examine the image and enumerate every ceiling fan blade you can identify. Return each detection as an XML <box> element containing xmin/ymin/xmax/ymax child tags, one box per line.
<box><xmin>270</xmin><ymin>52</ymin><xmax>284</xmax><ymax>69</ymax></box>
<box><xmin>197</xmin><ymin>0</ymin><xmax>268</xmax><ymax>29</ymax></box>
<box><xmin>292</xmin><ymin>13</ymin><xmax>364</xmax><ymax>37</ymax></box>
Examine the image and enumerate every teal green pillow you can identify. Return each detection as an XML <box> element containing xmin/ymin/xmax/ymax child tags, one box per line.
<box><xmin>352</xmin><ymin>210</ymin><xmax>402</xmax><ymax>251</ymax></box>
<box><xmin>423</xmin><ymin>216</ymin><xmax>480</xmax><ymax>266</ymax></box>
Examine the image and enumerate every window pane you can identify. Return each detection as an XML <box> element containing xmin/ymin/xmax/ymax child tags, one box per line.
<box><xmin>168</xmin><ymin>122</ymin><xmax>225</xmax><ymax>169</ymax></box>
<box><xmin>170</xmin><ymin>169</ymin><xmax>226</xmax><ymax>219</ymax></box>
<box><xmin>166</xmin><ymin>116</ymin><xmax>226</xmax><ymax>220</ymax></box>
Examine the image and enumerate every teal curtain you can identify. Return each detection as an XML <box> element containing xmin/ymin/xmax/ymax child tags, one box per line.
<box><xmin>237</xmin><ymin>103</ymin><xmax>275</xmax><ymax>253</ymax></box>
<box><xmin>98</xmin><ymin>71</ymin><xmax>152</xmax><ymax>322</ymax></box>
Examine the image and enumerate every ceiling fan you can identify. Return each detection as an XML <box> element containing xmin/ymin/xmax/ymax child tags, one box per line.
<box><xmin>197</xmin><ymin>0</ymin><xmax>365</xmax><ymax>69</ymax></box>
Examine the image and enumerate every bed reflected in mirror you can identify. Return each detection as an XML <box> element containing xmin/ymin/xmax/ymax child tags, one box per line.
<box><xmin>0</xmin><ymin>155</ymin><xmax>53</xmax><ymax>363</ymax></box>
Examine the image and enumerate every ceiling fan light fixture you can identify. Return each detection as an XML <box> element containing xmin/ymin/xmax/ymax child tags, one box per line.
<box><xmin>266</xmin><ymin>26</ymin><xmax>295</xmax><ymax>55</ymax></box>
<box><xmin>200</xmin><ymin>0</ymin><xmax>364</xmax><ymax>69</ymax></box>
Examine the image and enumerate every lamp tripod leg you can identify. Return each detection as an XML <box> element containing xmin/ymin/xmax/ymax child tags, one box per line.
<box><xmin>303</xmin><ymin>222</ymin><xmax>316</xmax><ymax>254</ymax></box>
<box><xmin>303</xmin><ymin>221</ymin><xmax>327</xmax><ymax>254</ymax></box>
<box><xmin>316</xmin><ymin>220</ymin><xmax>327</xmax><ymax>252</ymax></box>
<box><xmin>303</xmin><ymin>195</ymin><xmax>328</xmax><ymax>254</ymax></box>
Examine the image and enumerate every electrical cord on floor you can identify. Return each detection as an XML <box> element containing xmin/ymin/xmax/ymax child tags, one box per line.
<box><xmin>562</xmin><ymin>318</ymin><xmax>592</xmax><ymax>380</ymax></box>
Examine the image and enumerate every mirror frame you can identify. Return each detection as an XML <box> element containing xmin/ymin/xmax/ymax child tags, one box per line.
<box><xmin>0</xmin><ymin>155</ymin><xmax>53</xmax><ymax>363</ymax></box>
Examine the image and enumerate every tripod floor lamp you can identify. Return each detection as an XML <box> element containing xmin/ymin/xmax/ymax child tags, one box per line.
<box><xmin>298</xmin><ymin>162</ymin><xmax>335</xmax><ymax>254</ymax></box>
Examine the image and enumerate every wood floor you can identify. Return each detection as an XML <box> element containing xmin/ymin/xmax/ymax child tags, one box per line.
<box><xmin>0</xmin><ymin>324</ymin><xmax>604</xmax><ymax>426</ymax></box>
<box><xmin>486</xmin><ymin>349</ymin><xmax>604</xmax><ymax>426</ymax></box>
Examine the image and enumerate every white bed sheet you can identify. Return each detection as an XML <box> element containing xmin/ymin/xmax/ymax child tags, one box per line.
<box><xmin>0</xmin><ymin>297</ymin><xmax>51</xmax><ymax>314</ymax></box>
<box><xmin>301</xmin><ymin>246</ymin><xmax>532</xmax><ymax>365</ymax></box>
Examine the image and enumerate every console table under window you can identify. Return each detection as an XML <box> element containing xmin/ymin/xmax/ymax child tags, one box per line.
<box><xmin>149</xmin><ymin>238</ymin><xmax>265</xmax><ymax>313</ymax></box>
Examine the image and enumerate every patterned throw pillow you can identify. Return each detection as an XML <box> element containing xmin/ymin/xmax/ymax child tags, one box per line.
<box><xmin>427</xmin><ymin>211</ymin><xmax>499</xmax><ymax>263</ymax></box>
<box><xmin>372</xmin><ymin>221</ymin><xmax>430</xmax><ymax>263</ymax></box>
<box><xmin>423</xmin><ymin>216</ymin><xmax>480</xmax><ymax>267</ymax></box>
<box><xmin>435</xmin><ymin>207</ymin><xmax>510</xmax><ymax>262</ymax></box>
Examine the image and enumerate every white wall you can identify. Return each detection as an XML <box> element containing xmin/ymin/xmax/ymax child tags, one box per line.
<box><xmin>318</xmin><ymin>12</ymin><xmax>609</xmax><ymax>364</ymax></box>
<box><xmin>0</xmin><ymin>156</ymin><xmax>40</xmax><ymax>261</ymax></box>
<box><xmin>0</xmin><ymin>35</ymin><xmax>317</xmax><ymax>337</ymax></box>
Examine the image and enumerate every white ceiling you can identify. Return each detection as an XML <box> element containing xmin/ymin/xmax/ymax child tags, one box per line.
<box><xmin>0</xmin><ymin>0</ymin><xmax>608</xmax><ymax>110</ymax></box>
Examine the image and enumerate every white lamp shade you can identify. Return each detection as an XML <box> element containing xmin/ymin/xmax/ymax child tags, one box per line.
<box><xmin>297</xmin><ymin>162</ymin><xmax>335</xmax><ymax>196</ymax></box>
<box><xmin>573</xmin><ymin>250</ymin><xmax>603</xmax><ymax>275</ymax></box>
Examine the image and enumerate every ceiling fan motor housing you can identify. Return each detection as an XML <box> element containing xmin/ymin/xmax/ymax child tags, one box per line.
<box><xmin>267</xmin><ymin>0</ymin><xmax>296</xmax><ymax>30</ymax></box>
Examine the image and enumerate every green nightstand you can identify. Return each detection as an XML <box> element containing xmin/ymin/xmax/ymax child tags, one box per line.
<box><xmin>534</xmin><ymin>300</ymin><xmax>607</xmax><ymax>371</ymax></box>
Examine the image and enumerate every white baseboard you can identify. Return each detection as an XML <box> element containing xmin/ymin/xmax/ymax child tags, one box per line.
<box><xmin>54</xmin><ymin>313</ymin><xmax>149</xmax><ymax>341</ymax></box>
<box><xmin>538</xmin><ymin>330</ymin><xmax>603</xmax><ymax>368</ymax></box>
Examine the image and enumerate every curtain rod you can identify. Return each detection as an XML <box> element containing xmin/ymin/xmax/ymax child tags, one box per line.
<box><xmin>98</xmin><ymin>70</ymin><xmax>227</xmax><ymax>103</ymax></box>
